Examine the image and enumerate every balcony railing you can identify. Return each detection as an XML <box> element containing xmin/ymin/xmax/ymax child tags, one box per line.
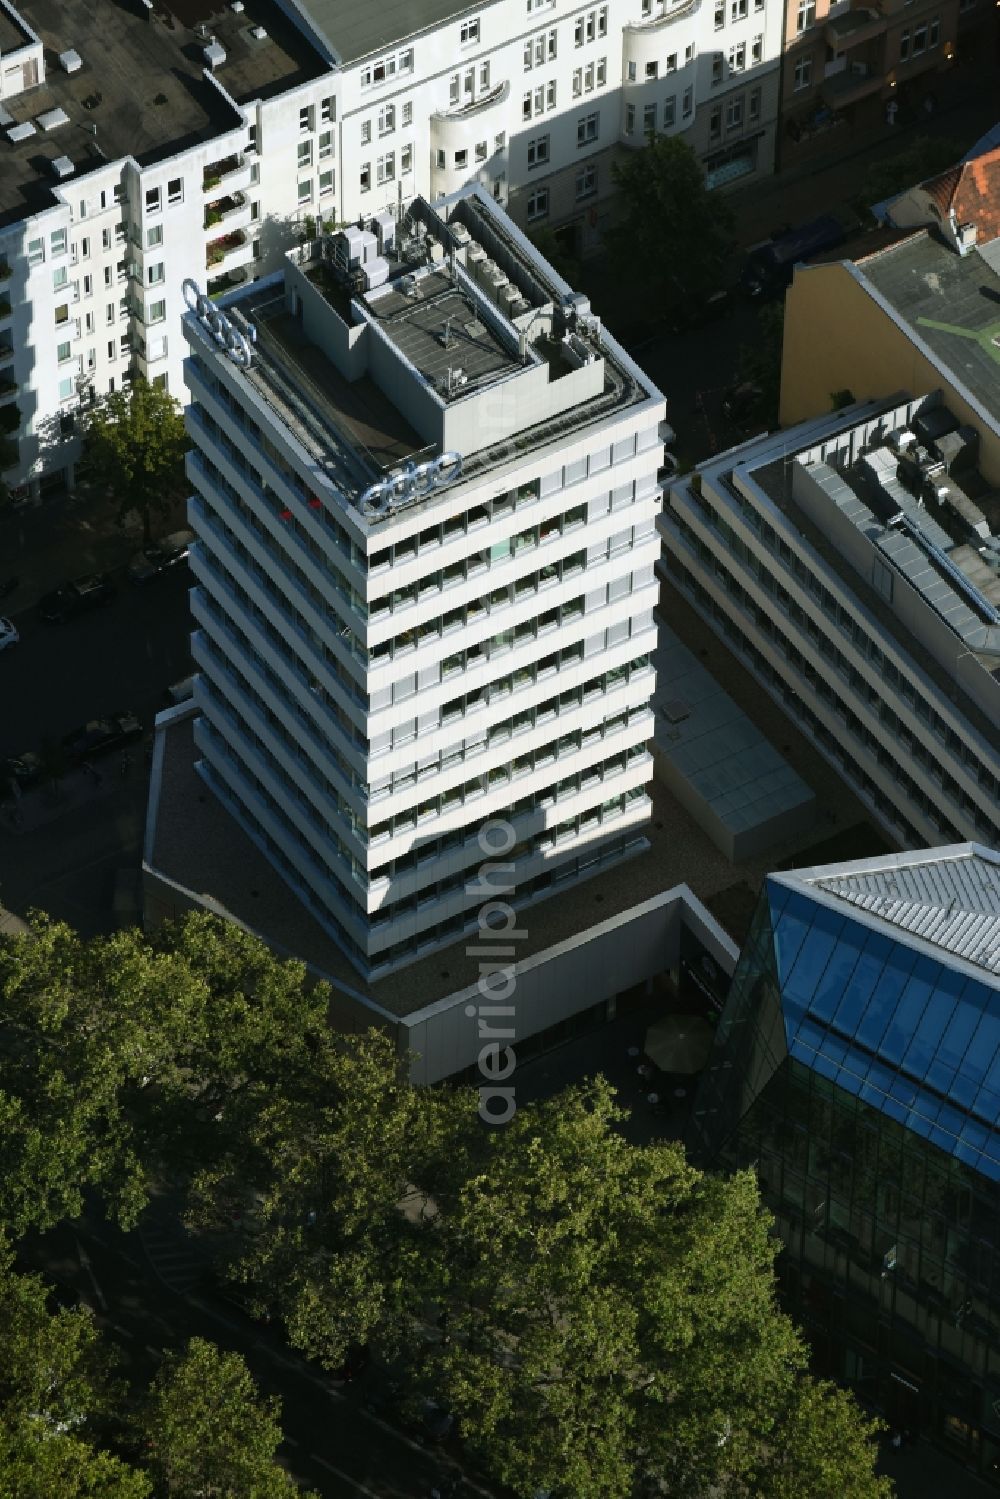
<box><xmin>206</xmin><ymin>229</ymin><xmax>248</xmax><ymax>268</ymax></box>
<box><xmin>203</xmin><ymin>154</ymin><xmax>245</xmax><ymax>193</ymax></box>
<box><xmin>204</xmin><ymin>191</ymin><xmax>248</xmax><ymax>230</ymax></box>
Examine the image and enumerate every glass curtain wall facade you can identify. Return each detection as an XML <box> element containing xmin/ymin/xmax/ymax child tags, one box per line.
<box><xmin>692</xmin><ymin>880</ymin><xmax>1000</xmax><ymax>1485</ymax></box>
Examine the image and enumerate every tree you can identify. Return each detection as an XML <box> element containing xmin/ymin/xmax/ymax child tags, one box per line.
<box><xmin>734</xmin><ymin>301</ymin><xmax>784</xmax><ymax>430</ymax></box>
<box><xmin>162</xmin><ymin>914</ymin><xmax>460</xmax><ymax>1368</ymax></box>
<box><xmin>0</xmin><ymin>916</ymin><xmax>207</xmax><ymax>1235</ymax></box>
<box><xmin>410</xmin><ymin>1082</ymin><xmax>888</xmax><ymax>1499</ymax></box>
<box><xmin>140</xmin><ymin>1339</ymin><xmax>308</xmax><ymax>1497</ymax></box>
<box><xmin>78</xmin><ymin>378</ymin><xmax>187</xmax><ymax>539</ymax></box>
<box><xmin>0</xmin><ymin>1242</ymin><xmax>149</xmax><ymax>1498</ymax></box>
<box><xmin>609</xmin><ymin>135</ymin><xmax>734</xmax><ymax>321</ymax></box>
<box><xmin>852</xmin><ymin>135</ymin><xmax>960</xmax><ymax>219</ymax></box>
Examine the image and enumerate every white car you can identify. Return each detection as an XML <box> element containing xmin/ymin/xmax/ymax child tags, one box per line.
<box><xmin>0</xmin><ymin>616</ymin><xmax>18</xmax><ymax>651</ymax></box>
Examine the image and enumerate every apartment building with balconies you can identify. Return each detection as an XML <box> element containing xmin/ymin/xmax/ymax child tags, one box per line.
<box><xmin>176</xmin><ymin>185</ymin><xmax>664</xmax><ymax>977</ymax></box>
<box><xmin>2</xmin><ymin>0</ymin><xmax>783</xmax><ymax>497</ymax></box>
<box><xmin>777</xmin><ymin>0</ymin><xmax>963</xmax><ymax>162</ymax></box>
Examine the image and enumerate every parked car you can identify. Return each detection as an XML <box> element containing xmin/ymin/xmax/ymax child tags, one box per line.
<box><xmin>739</xmin><ymin>214</ymin><xmax>847</xmax><ymax>299</ymax></box>
<box><xmin>61</xmin><ymin>711</ymin><xmax>142</xmax><ymax>762</ymax></box>
<box><xmin>127</xmin><ymin>529</ymin><xmax>195</xmax><ymax>584</ymax></box>
<box><xmin>1</xmin><ymin>752</ymin><xmax>44</xmax><ymax>793</ymax></box>
<box><xmin>0</xmin><ymin>616</ymin><xmax>18</xmax><ymax>651</ymax></box>
<box><xmin>722</xmin><ymin>381</ymin><xmax>764</xmax><ymax>426</ymax></box>
<box><xmin>39</xmin><ymin>573</ymin><xmax>115</xmax><ymax>623</ymax></box>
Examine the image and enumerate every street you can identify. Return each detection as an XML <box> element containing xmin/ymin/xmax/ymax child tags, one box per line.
<box><xmin>0</xmin><ymin>562</ymin><xmax>193</xmax><ymax>934</ymax></box>
<box><xmin>20</xmin><ymin>1204</ymin><xmax>489</xmax><ymax>1499</ymax></box>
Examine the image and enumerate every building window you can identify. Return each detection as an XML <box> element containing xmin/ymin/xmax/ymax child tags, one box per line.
<box><xmin>147</xmin><ymin>224</ymin><xmax>163</xmax><ymax>249</ymax></box>
<box><xmin>752</xmin><ymin>32</ymin><xmax>763</xmax><ymax>60</ymax></box>
<box><xmin>625</xmin><ymin>103</ymin><xmax>635</xmax><ymax>134</ymax></box>
<box><xmin>575</xmin><ymin>163</ymin><xmax>597</xmax><ymax>200</ymax></box>
<box><xmin>321</xmin><ymin>95</ymin><xmax>335</xmax><ymax>123</ymax></box>
<box><xmin>401</xmin><ymin>101</ymin><xmax>412</xmax><ymax>127</ymax></box>
<box><xmin>148</xmin><ymin>299</ymin><xmax>166</xmax><ymax>323</ymax></box>
<box><xmin>450</xmin><ymin>74</ymin><xmax>460</xmax><ymax>104</ymax></box>
<box><xmin>58</xmin><ymin>376</ymin><xmax>75</xmax><ymax>402</ymax></box>
<box><xmin>584</xmin><ymin>62</ymin><xmax>595</xmax><ymax>89</ymax></box>
<box><xmin>318</xmin><ymin>130</ymin><xmax>333</xmax><ymax>160</ymax></box>
<box><xmin>54</xmin><ymin>303</ymin><xmax>69</xmax><ymax>325</ymax></box>
<box><xmin>729</xmin><ymin>41</ymin><xmax>746</xmax><ymax>70</ymax></box>
<box><xmin>710</xmin><ymin>105</ymin><xmax>722</xmax><ymax>138</ymax></box>
<box><xmin>454</xmin><ymin>148</ymin><xmax>468</xmax><ymax>168</ymax></box>
<box><xmin>83</xmin><ymin>274</ymin><xmax>93</xmax><ymax>297</ymax></box>
<box><xmin>523</xmin><ymin>91</ymin><xmax>533</xmax><ymax>120</ymax></box>
<box><xmin>627</xmin><ymin>60</ymin><xmax>637</xmax><ymax>81</ymax></box>
<box><xmin>646</xmin><ymin>60</ymin><xmax>658</xmax><ymax>78</ymax></box>
<box><xmin>50</xmin><ymin>228</ymin><xmax>68</xmax><ymax>257</ymax></box>
<box><xmin>912</xmin><ymin>20</ymin><xmax>928</xmax><ymax>49</ymax></box>
<box><xmin>899</xmin><ymin>27</ymin><xmax>910</xmax><ymax>56</ymax></box>
<box><xmin>929</xmin><ymin>16</ymin><xmax>940</xmax><ymax>44</ymax></box>
<box><xmin>495</xmin><ymin>131</ymin><xmax>506</xmax><ymax>150</ymax></box>
<box><xmin>685</xmin><ymin>42</ymin><xmax>695</xmax><ymax>62</ymax></box>
<box><xmin>361</xmin><ymin>119</ymin><xmax>371</xmax><ymax>144</ymax></box>
<box><xmin>299</xmin><ymin>104</ymin><xmax>313</xmax><ymax>132</ymax></box>
<box><xmin>793</xmin><ymin>55</ymin><xmax>812</xmax><ymax>88</ymax></box>
<box><xmin>401</xmin><ymin>143</ymin><xmax>413</xmax><ymax>173</ymax></box>
<box><xmin>546</xmin><ymin>79</ymin><xmax>557</xmax><ymax>108</ymax></box>
<box><xmin>749</xmin><ymin>85</ymin><xmax>761</xmax><ymax>119</ymax></box>
<box><xmin>796</xmin><ymin>0</ymin><xmax>815</xmax><ymax>29</ymax></box>
<box><xmin>666</xmin><ymin>51</ymin><xmax>677</xmax><ymax>71</ymax></box>
<box><xmin>298</xmin><ymin>140</ymin><xmax>312</xmax><ymax>168</ymax></box>
<box><xmin>573</xmin><ymin>67</ymin><xmax>582</xmax><ymax>95</ymax></box>
<box><xmin>377</xmin><ymin>152</ymin><xmax>395</xmax><ymax>184</ymax></box>
<box><xmin>480</xmin><ymin>61</ymin><xmax>491</xmax><ymax>89</ymax></box>
<box><xmin>644</xmin><ymin>103</ymin><xmax>657</xmax><ymax>134</ymax></box>
<box><xmin>57</xmin><ymin>340</ymin><xmax>72</xmax><ymax>363</ymax></box>
<box><xmin>53</xmin><ymin>266</ymin><xmax>68</xmax><ymax>291</ymax></box>
<box><xmin>460</xmin><ymin>18</ymin><xmax>480</xmax><ymax>44</ymax></box>
<box><xmin>597</xmin><ymin>57</ymin><xmax>606</xmax><ymax>84</ymax></box>
<box><xmin>726</xmin><ymin>96</ymin><xmax>743</xmax><ymax>129</ymax></box>
<box><xmin>436</xmin><ymin>149</ymin><xmax>446</xmax><ymax>169</ymax></box>
<box><xmin>145</xmin><ymin>186</ymin><xmax>161</xmax><ymax>214</ymax></box>
<box><xmin>598</xmin><ymin>4</ymin><xmax>608</xmax><ymax>34</ymax></box>
<box><xmin>360</xmin><ymin>163</ymin><xmax>371</xmax><ymax>192</ymax></box>
<box><xmin>712</xmin><ymin>55</ymin><xmax>724</xmax><ymax>84</ymax></box>
<box><xmin>577</xmin><ymin>111</ymin><xmax>599</xmax><ymax>146</ymax></box>
<box><xmin>475</xmin><ymin>139</ymin><xmax>488</xmax><ymax>161</ymax></box>
<box><xmin>526</xmin><ymin>187</ymin><xmax>549</xmax><ymax>221</ymax></box>
<box><xmin>732</xmin><ymin>0</ymin><xmax>748</xmax><ymax>16</ymax></box>
<box><xmin>378</xmin><ymin>105</ymin><xmax>395</xmax><ymax>135</ymax></box>
<box><xmin>715</xmin><ymin>0</ymin><xmax>725</xmax><ymax>25</ymax></box>
<box><xmin>167</xmin><ymin>178</ymin><xmax>182</xmax><ymax>204</ymax></box>
<box><xmin>527</xmin><ymin>133</ymin><xmax>550</xmax><ymax>167</ymax></box>
<box><xmin>664</xmin><ymin>95</ymin><xmax>676</xmax><ymax>127</ymax></box>
<box><xmin>682</xmin><ymin>85</ymin><xmax>692</xmax><ymax>116</ymax></box>
<box><xmin>319</xmin><ymin>168</ymin><xmax>335</xmax><ymax>196</ymax></box>
<box><xmin>147</xmin><ymin>261</ymin><xmax>164</xmax><ymax>285</ymax></box>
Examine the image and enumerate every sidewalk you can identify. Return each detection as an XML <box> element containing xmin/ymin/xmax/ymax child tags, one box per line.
<box><xmin>0</xmin><ymin>759</ymin><xmax>140</xmax><ymax>835</ymax></box>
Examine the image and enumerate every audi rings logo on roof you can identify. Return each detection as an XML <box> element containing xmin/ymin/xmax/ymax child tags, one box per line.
<box><xmin>360</xmin><ymin>451</ymin><xmax>463</xmax><ymax>515</ymax></box>
<box><xmin>183</xmin><ymin>278</ymin><xmax>255</xmax><ymax>370</ymax></box>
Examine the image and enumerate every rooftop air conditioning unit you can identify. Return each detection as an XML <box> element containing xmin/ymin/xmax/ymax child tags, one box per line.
<box><xmin>203</xmin><ymin>39</ymin><xmax>226</xmax><ymax>68</ymax></box>
<box><xmin>250</xmin><ymin>25</ymin><xmax>268</xmax><ymax>41</ymax></box>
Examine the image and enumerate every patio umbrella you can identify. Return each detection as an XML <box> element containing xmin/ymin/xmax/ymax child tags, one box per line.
<box><xmin>644</xmin><ymin>1014</ymin><xmax>714</xmax><ymax>1075</ymax></box>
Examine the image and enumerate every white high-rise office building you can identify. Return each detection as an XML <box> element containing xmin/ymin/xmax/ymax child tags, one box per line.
<box><xmin>182</xmin><ymin>186</ymin><xmax>664</xmax><ymax>977</ymax></box>
<box><xmin>1</xmin><ymin>0</ymin><xmax>781</xmax><ymax>498</ymax></box>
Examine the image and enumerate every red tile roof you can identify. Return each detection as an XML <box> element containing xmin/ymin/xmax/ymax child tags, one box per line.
<box><xmin>922</xmin><ymin>145</ymin><xmax>1000</xmax><ymax>243</ymax></box>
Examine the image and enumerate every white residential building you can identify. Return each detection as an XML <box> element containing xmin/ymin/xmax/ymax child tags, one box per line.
<box><xmin>660</xmin><ymin>393</ymin><xmax>1000</xmax><ymax>853</ymax></box>
<box><xmin>1</xmin><ymin>0</ymin><xmax>781</xmax><ymax>496</ymax></box>
<box><xmin>180</xmin><ymin>186</ymin><xmax>664</xmax><ymax>977</ymax></box>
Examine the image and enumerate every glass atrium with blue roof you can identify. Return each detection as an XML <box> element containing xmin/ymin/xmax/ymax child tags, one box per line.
<box><xmin>690</xmin><ymin>847</ymin><xmax>1000</xmax><ymax>1483</ymax></box>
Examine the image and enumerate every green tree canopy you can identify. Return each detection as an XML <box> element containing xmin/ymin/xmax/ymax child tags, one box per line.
<box><xmin>140</xmin><ymin>1338</ymin><xmax>307</xmax><ymax>1498</ymax></box>
<box><xmin>78</xmin><ymin>377</ymin><xmax>187</xmax><ymax>537</ymax></box>
<box><xmin>411</xmin><ymin>1081</ymin><xmax>888</xmax><ymax>1499</ymax></box>
<box><xmin>609</xmin><ymin>135</ymin><xmax>735</xmax><ymax>319</ymax></box>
